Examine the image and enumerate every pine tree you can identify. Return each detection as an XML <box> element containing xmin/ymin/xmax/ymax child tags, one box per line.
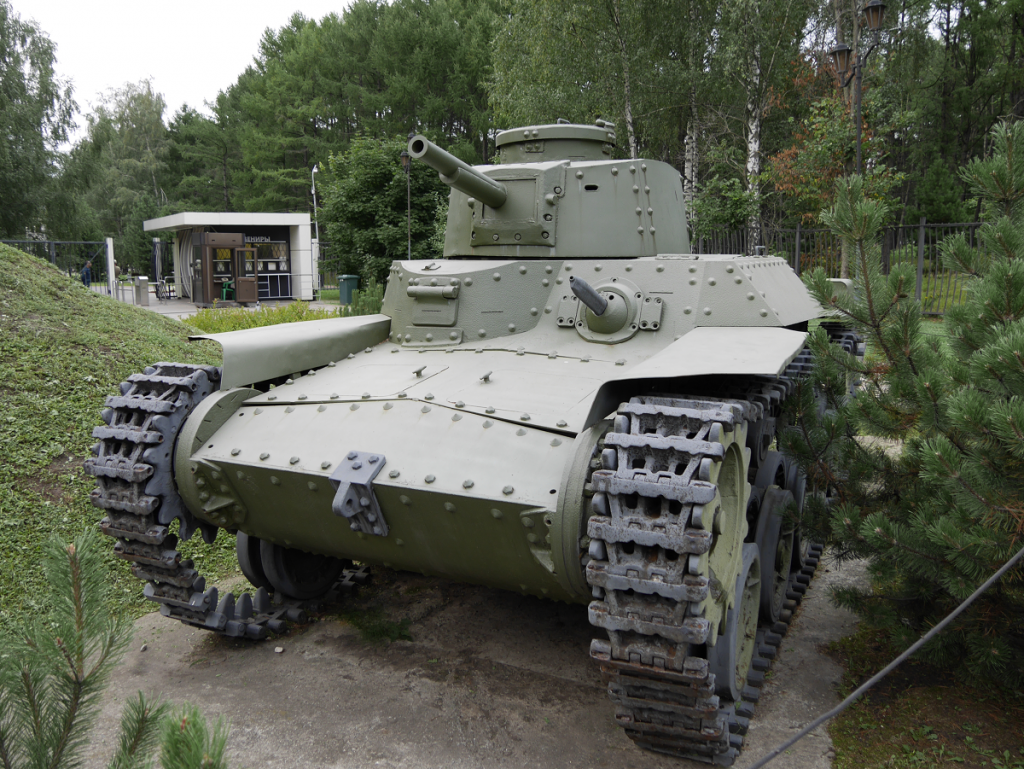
<box><xmin>780</xmin><ymin>121</ymin><xmax>1024</xmax><ymax>687</ymax></box>
<box><xmin>0</xmin><ymin>530</ymin><xmax>231</xmax><ymax>768</ymax></box>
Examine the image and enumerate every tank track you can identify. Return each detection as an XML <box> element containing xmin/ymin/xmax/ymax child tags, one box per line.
<box><xmin>84</xmin><ymin>362</ymin><xmax>367</xmax><ymax>640</ymax></box>
<box><xmin>584</xmin><ymin>358</ymin><xmax>829</xmax><ymax>765</ymax></box>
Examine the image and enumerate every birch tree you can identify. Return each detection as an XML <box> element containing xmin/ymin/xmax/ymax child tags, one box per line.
<box><xmin>718</xmin><ymin>0</ymin><xmax>816</xmax><ymax>252</ymax></box>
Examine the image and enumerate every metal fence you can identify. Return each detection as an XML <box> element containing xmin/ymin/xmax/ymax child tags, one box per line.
<box><xmin>314</xmin><ymin>241</ymin><xmax>357</xmax><ymax>298</ymax></box>
<box><xmin>2</xmin><ymin>239</ymin><xmax>110</xmax><ymax>287</ymax></box>
<box><xmin>311</xmin><ymin>223</ymin><xmax>983</xmax><ymax>316</ymax></box>
<box><xmin>696</xmin><ymin>219</ymin><xmax>982</xmax><ymax>315</ymax></box>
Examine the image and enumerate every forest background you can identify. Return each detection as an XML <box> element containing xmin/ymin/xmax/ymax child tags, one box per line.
<box><xmin>2</xmin><ymin>0</ymin><xmax>1022</xmax><ymax>282</ymax></box>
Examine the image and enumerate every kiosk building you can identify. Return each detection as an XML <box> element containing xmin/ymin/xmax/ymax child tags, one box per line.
<box><xmin>143</xmin><ymin>212</ymin><xmax>314</xmax><ymax>305</ymax></box>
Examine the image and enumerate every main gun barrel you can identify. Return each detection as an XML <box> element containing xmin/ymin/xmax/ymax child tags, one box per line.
<box><xmin>408</xmin><ymin>135</ymin><xmax>507</xmax><ymax>210</ymax></box>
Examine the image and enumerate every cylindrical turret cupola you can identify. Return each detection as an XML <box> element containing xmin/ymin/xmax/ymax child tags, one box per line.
<box><xmin>496</xmin><ymin>120</ymin><xmax>616</xmax><ymax>164</ymax></box>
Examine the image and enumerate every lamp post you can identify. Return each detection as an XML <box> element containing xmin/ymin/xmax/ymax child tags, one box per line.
<box><xmin>829</xmin><ymin>0</ymin><xmax>887</xmax><ymax>176</ymax></box>
<box><xmin>310</xmin><ymin>164</ymin><xmax>320</xmax><ymax>240</ymax></box>
<box><xmin>400</xmin><ymin>149</ymin><xmax>411</xmax><ymax>259</ymax></box>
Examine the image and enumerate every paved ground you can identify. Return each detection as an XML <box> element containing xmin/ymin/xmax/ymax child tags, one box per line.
<box><xmin>84</xmin><ymin>557</ymin><xmax>866</xmax><ymax>769</ymax></box>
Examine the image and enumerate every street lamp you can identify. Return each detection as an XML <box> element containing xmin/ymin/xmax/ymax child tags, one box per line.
<box><xmin>311</xmin><ymin>164</ymin><xmax>320</xmax><ymax>241</ymax></box>
<box><xmin>829</xmin><ymin>0</ymin><xmax>887</xmax><ymax>175</ymax></box>
<box><xmin>400</xmin><ymin>148</ymin><xmax>411</xmax><ymax>259</ymax></box>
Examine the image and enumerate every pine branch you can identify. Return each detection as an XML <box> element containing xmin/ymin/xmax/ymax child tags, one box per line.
<box><xmin>107</xmin><ymin>693</ymin><xmax>167</xmax><ymax>769</ymax></box>
<box><xmin>46</xmin><ymin>676</ymin><xmax>83</xmax><ymax>769</ymax></box>
<box><xmin>19</xmin><ymin>656</ymin><xmax>45</xmax><ymax>745</ymax></box>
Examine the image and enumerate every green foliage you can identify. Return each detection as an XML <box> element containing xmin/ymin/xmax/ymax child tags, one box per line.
<box><xmin>0</xmin><ymin>531</ymin><xmax>142</xmax><ymax>768</ymax></box>
<box><xmin>690</xmin><ymin>176</ymin><xmax>759</xmax><ymax>237</ymax></box>
<box><xmin>0</xmin><ymin>245</ymin><xmax>232</xmax><ymax>622</ymax></box>
<box><xmin>490</xmin><ymin>0</ymin><xmax>719</xmax><ymax>162</ymax></box>
<box><xmin>782</xmin><ymin>123</ymin><xmax>1024</xmax><ymax>688</ymax></box>
<box><xmin>770</xmin><ymin>95</ymin><xmax>905</xmax><ymax>223</ymax></box>
<box><xmin>909</xmin><ymin>159</ymin><xmax>974</xmax><ymax>224</ymax></box>
<box><xmin>158</xmin><ymin>704</ymin><xmax>230</xmax><ymax>769</ymax></box>
<box><xmin>339</xmin><ymin>276</ymin><xmax>385</xmax><ymax>317</ymax></box>
<box><xmin>70</xmin><ymin>81</ymin><xmax>172</xmax><ymax>273</ymax></box>
<box><xmin>154</xmin><ymin>0</ymin><xmax>499</xmax><ymax>219</ymax></box>
<box><xmin>0</xmin><ymin>0</ymin><xmax>76</xmax><ymax>238</ymax></box>
<box><xmin>428</xmin><ymin>191</ymin><xmax>449</xmax><ymax>255</ymax></box>
<box><xmin>322</xmin><ymin>136</ymin><xmax>448</xmax><ymax>282</ymax></box>
<box><xmin>185</xmin><ymin>301</ymin><xmax>339</xmax><ymax>334</ymax></box>
<box><xmin>165</xmin><ymin>103</ymin><xmax>241</xmax><ymax>212</ymax></box>
<box><xmin>0</xmin><ymin>530</ymin><xmax>231</xmax><ymax>769</ymax></box>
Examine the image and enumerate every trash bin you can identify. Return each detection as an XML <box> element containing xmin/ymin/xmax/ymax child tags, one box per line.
<box><xmin>338</xmin><ymin>274</ymin><xmax>360</xmax><ymax>305</ymax></box>
<box><xmin>134</xmin><ymin>276</ymin><xmax>150</xmax><ymax>307</ymax></box>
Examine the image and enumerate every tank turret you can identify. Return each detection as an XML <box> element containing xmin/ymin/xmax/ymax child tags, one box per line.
<box><xmin>86</xmin><ymin>120</ymin><xmax>862</xmax><ymax>766</ymax></box>
<box><xmin>413</xmin><ymin>122</ymin><xmax>689</xmax><ymax>259</ymax></box>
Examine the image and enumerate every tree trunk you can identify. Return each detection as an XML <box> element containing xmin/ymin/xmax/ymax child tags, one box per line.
<box><xmin>611</xmin><ymin>0</ymin><xmax>638</xmax><ymax>159</ymax></box>
<box><xmin>745</xmin><ymin>46</ymin><xmax>762</xmax><ymax>255</ymax></box>
<box><xmin>683</xmin><ymin>0</ymin><xmax>700</xmax><ymax>223</ymax></box>
<box><xmin>683</xmin><ymin>87</ymin><xmax>699</xmax><ymax>222</ymax></box>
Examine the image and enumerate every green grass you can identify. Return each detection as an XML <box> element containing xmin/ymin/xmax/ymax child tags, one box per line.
<box><xmin>827</xmin><ymin>625</ymin><xmax>1024</xmax><ymax>768</ymax></box>
<box><xmin>185</xmin><ymin>300</ymin><xmax>339</xmax><ymax>334</ymax></box>
<box><xmin>338</xmin><ymin>607</ymin><xmax>413</xmax><ymax>644</ymax></box>
<box><xmin>0</xmin><ymin>245</ymin><xmax>235</xmax><ymax>622</ymax></box>
<box><xmin>317</xmin><ymin>289</ymin><xmax>340</xmax><ymax>302</ymax></box>
<box><xmin>921</xmin><ymin>276</ymin><xmax>968</xmax><ymax>314</ymax></box>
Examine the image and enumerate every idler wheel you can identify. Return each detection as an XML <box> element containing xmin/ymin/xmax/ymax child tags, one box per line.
<box><xmin>259</xmin><ymin>540</ymin><xmax>348</xmax><ymax>600</ymax></box>
<box><xmin>236</xmin><ymin>532</ymin><xmax>272</xmax><ymax>590</ymax></box>
<box><xmin>708</xmin><ymin>543</ymin><xmax>762</xmax><ymax>700</ymax></box>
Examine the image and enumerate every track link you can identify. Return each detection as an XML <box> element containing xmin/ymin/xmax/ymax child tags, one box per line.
<box><xmin>584</xmin><ymin>351</ymin><xmax>834</xmax><ymax>764</ymax></box>
<box><xmin>85</xmin><ymin>362</ymin><xmax>367</xmax><ymax>640</ymax></box>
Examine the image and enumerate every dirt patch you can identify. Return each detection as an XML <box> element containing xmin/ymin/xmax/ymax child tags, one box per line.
<box><xmin>15</xmin><ymin>452</ymin><xmax>85</xmax><ymax>504</ymax></box>
<box><xmin>83</xmin><ymin>558</ymin><xmax>868</xmax><ymax>769</ymax></box>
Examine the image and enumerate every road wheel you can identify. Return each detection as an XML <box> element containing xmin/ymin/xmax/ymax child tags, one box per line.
<box><xmin>259</xmin><ymin>540</ymin><xmax>348</xmax><ymax>600</ymax></box>
<box><xmin>708</xmin><ymin>543</ymin><xmax>761</xmax><ymax>700</ymax></box>
<box><xmin>236</xmin><ymin>531</ymin><xmax>272</xmax><ymax>590</ymax></box>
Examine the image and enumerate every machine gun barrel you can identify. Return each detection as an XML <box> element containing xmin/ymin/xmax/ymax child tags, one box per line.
<box><xmin>569</xmin><ymin>275</ymin><xmax>608</xmax><ymax>316</ymax></box>
<box><xmin>408</xmin><ymin>135</ymin><xmax>507</xmax><ymax>209</ymax></box>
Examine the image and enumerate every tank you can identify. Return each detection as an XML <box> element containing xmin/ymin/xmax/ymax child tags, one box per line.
<box><xmin>86</xmin><ymin>121</ymin><xmax>861</xmax><ymax>765</ymax></box>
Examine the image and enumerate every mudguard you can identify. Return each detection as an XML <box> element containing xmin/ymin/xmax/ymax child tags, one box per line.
<box><xmin>193</xmin><ymin>314</ymin><xmax>392</xmax><ymax>388</ymax></box>
<box><xmin>578</xmin><ymin>326</ymin><xmax>808</xmax><ymax>428</ymax></box>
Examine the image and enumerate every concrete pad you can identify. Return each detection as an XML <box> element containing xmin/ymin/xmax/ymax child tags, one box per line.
<box><xmin>84</xmin><ymin>556</ymin><xmax>866</xmax><ymax>769</ymax></box>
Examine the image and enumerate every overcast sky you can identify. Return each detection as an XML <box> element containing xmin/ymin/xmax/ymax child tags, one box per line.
<box><xmin>22</xmin><ymin>0</ymin><xmax>354</xmax><ymax>139</ymax></box>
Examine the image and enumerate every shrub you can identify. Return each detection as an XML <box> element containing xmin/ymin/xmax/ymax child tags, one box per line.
<box><xmin>783</xmin><ymin>122</ymin><xmax>1024</xmax><ymax>688</ymax></box>
<box><xmin>185</xmin><ymin>301</ymin><xmax>339</xmax><ymax>334</ymax></box>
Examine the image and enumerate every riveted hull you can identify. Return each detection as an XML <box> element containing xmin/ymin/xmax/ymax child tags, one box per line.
<box><xmin>177</xmin><ymin>393</ymin><xmax>581</xmax><ymax>602</ymax></box>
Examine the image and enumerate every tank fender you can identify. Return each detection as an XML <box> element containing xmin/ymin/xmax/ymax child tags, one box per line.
<box><xmin>192</xmin><ymin>314</ymin><xmax>392</xmax><ymax>389</ymax></box>
<box><xmin>578</xmin><ymin>326</ymin><xmax>808</xmax><ymax>429</ymax></box>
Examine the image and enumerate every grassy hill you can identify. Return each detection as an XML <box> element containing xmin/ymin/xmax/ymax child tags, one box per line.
<box><xmin>0</xmin><ymin>244</ymin><xmax>235</xmax><ymax>621</ymax></box>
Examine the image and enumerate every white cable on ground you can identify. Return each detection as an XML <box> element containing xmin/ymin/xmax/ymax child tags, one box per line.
<box><xmin>748</xmin><ymin>542</ymin><xmax>1024</xmax><ymax>769</ymax></box>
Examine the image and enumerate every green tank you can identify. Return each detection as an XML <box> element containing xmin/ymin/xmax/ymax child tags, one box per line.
<box><xmin>86</xmin><ymin>121</ymin><xmax>860</xmax><ymax>765</ymax></box>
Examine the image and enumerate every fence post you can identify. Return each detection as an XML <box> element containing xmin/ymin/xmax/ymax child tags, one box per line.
<box><xmin>48</xmin><ymin>241</ymin><xmax>56</xmax><ymax>265</ymax></box>
<box><xmin>106</xmin><ymin>237</ymin><xmax>116</xmax><ymax>297</ymax></box>
<box><xmin>916</xmin><ymin>217</ymin><xmax>926</xmax><ymax>302</ymax></box>
<box><xmin>794</xmin><ymin>221</ymin><xmax>802</xmax><ymax>276</ymax></box>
